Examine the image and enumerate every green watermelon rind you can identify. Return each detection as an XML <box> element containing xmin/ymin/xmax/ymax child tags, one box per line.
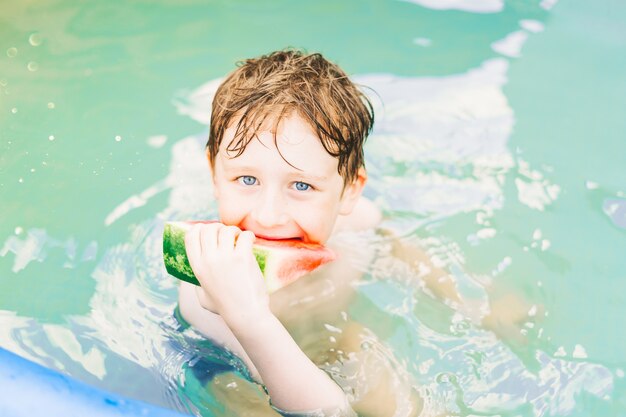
<box><xmin>163</xmin><ymin>222</ymin><xmax>199</xmax><ymax>285</ymax></box>
<box><xmin>163</xmin><ymin>222</ymin><xmax>270</xmax><ymax>287</ymax></box>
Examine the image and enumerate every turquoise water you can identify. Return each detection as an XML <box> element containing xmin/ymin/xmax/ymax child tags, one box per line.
<box><xmin>1</xmin><ymin>0</ymin><xmax>625</xmax><ymax>416</ymax></box>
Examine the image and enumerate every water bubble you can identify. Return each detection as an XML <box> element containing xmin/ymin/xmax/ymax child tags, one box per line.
<box><xmin>30</xmin><ymin>168</ymin><xmax>35</xmax><ymax>173</ymax></box>
<box><xmin>520</xmin><ymin>19</ymin><xmax>545</xmax><ymax>33</ymax></box>
<box><xmin>18</xmin><ymin>177</ymin><xmax>24</xmax><ymax>183</ymax></box>
<box><xmin>450</xmin><ymin>319</ymin><xmax>470</xmax><ymax>335</ymax></box>
<box><xmin>15</xmin><ymin>227</ymin><xmax>23</xmax><ymax>235</ymax></box>
<box><xmin>572</xmin><ymin>344</ymin><xmax>588</xmax><ymax>359</ymax></box>
<box><xmin>47</xmin><ymin>102</ymin><xmax>55</xmax><ymax>109</ymax></box>
<box><xmin>49</xmin><ymin>135</ymin><xmax>55</xmax><ymax>141</ymax></box>
<box><xmin>7</xmin><ymin>47</ymin><xmax>17</xmax><ymax>58</ymax></box>
<box><xmin>115</xmin><ymin>135</ymin><xmax>122</xmax><ymax>142</ymax></box>
<box><xmin>29</xmin><ymin>32</ymin><xmax>43</xmax><ymax>46</ymax></box>
<box><xmin>11</xmin><ymin>108</ymin><xmax>18</xmax><ymax>114</ymax></box>
<box><xmin>413</xmin><ymin>37</ymin><xmax>432</xmax><ymax>47</ymax></box>
<box><xmin>435</xmin><ymin>372</ymin><xmax>458</xmax><ymax>385</ymax></box>
<box><xmin>540</xmin><ymin>0</ymin><xmax>558</xmax><ymax>11</ymax></box>
<box><xmin>27</xmin><ymin>61</ymin><xmax>39</xmax><ymax>72</ymax></box>
<box><xmin>146</xmin><ymin>134</ymin><xmax>167</xmax><ymax>148</ymax></box>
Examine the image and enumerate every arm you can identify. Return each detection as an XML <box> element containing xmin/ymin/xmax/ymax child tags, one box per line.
<box><xmin>184</xmin><ymin>223</ymin><xmax>349</xmax><ymax>413</ymax></box>
<box><xmin>381</xmin><ymin>228</ymin><xmax>541</xmax><ymax>342</ymax></box>
<box><xmin>228</xmin><ymin>311</ymin><xmax>348</xmax><ymax>412</ymax></box>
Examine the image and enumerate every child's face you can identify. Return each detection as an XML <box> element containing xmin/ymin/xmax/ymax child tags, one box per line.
<box><xmin>210</xmin><ymin>113</ymin><xmax>364</xmax><ymax>244</ymax></box>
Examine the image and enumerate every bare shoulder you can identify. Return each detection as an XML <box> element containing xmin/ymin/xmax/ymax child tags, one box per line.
<box><xmin>334</xmin><ymin>196</ymin><xmax>382</xmax><ymax>233</ymax></box>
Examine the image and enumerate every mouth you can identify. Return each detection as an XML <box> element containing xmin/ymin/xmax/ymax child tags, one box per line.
<box><xmin>254</xmin><ymin>234</ymin><xmax>303</xmax><ymax>242</ymax></box>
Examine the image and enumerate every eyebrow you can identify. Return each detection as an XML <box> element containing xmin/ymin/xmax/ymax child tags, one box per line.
<box><xmin>292</xmin><ymin>173</ymin><xmax>329</xmax><ymax>182</ymax></box>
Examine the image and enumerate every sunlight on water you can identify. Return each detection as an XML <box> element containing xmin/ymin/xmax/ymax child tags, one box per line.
<box><xmin>1</xmin><ymin>0</ymin><xmax>624</xmax><ymax>415</ymax></box>
<box><xmin>1</xmin><ymin>55</ymin><xmax>620</xmax><ymax>417</ymax></box>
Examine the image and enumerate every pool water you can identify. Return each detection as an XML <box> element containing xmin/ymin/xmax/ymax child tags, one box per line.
<box><xmin>1</xmin><ymin>0</ymin><xmax>625</xmax><ymax>416</ymax></box>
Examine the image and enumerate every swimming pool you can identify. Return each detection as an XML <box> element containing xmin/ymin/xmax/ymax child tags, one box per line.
<box><xmin>1</xmin><ymin>0</ymin><xmax>625</xmax><ymax>415</ymax></box>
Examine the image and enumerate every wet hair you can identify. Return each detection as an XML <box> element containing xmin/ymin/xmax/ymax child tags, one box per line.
<box><xmin>207</xmin><ymin>49</ymin><xmax>374</xmax><ymax>185</ymax></box>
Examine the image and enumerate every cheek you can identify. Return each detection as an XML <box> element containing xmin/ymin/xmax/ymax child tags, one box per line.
<box><xmin>294</xmin><ymin>199</ymin><xmax>339</xmax><ymax>240</ymax></box>
<box><xmin>216</xmin><ymin>192</ymin><xmax>247</xmax><ymax>224</ymax></box>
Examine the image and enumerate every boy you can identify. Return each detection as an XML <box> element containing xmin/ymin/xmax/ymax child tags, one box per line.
<box><xmin>178</xmin><ymin>49</ymin><xmax>411</xmax><ymax>416</ymax></box>
<box><xmin>177</xmin><ymin>50</ymin><xmax>534</xmax><ymax>416</ymax></box>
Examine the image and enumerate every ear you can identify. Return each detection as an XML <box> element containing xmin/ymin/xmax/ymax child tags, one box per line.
<box><xmin>207</xmin><ymin>152</ymin><xmax>220</xmax><ymax>199</ymax></box>
<box><xmin>338</xmin><ymin>167</ymin><xmax>367</xmax><ymax>216</ymax></box>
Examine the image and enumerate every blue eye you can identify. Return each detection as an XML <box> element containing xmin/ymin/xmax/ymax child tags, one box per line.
<box><xmin>294</xmin><ymin>181</ymin><xmax>310</xmax><ymax>191</ymax></box>
<box><xmin>238</xmin><ymin>176</ymin><xmax>257</xmax><ymax>186</ymax></box>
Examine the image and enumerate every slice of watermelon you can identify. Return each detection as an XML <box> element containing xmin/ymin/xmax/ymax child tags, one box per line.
<box><xmin>163</xmin><ymin>221</ymin><xmax>336</xmax><ymax>293</ymax></box>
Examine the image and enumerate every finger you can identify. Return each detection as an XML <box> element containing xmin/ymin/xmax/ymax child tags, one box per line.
<box><xmin>198</xmin><ymin>222</ymin><xmax>221</xmax><ymax>253</ymax></box>
<box><xmin>217</xmin><ymin>225</ymin><xmax>239</xmax><ymax>249</ymax></box>
<box><xmin>234</xmin><ymin>230</ymin><xmax>255</xmax><ymax>254</ymax></box>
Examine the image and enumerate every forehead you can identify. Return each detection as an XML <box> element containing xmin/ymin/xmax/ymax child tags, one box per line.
<box><xmin>218</xmin><ymin>113</ymin><xmax>340</xmax><ymax>177</ymax></box>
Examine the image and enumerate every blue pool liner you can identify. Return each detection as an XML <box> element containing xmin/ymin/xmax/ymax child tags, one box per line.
<box><xmin>0</xmin><ymin>347</ymin><xmax>191</xmax><ymax>417</ymax></box>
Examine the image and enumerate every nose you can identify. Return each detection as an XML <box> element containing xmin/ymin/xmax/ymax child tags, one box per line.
<box><xmin>251</xmin><ymin>187</ymin><xmax>289</xmax><ymax>228</ymax></box>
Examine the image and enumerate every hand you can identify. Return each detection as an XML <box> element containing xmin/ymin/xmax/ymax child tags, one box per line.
<box><xmin>184</xmin><ymin>222</ymin><xmax>270</xmax><ymax>326</ymax></box>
